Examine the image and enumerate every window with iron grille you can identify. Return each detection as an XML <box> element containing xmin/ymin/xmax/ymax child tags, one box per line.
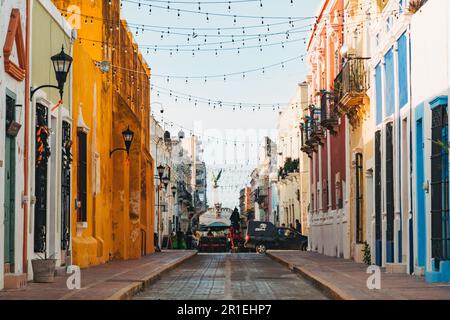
<box><xmin>431</xmin><ymin>104</ymin><xmax>450</xmax><ymax>269</ymax></box>
<box><xmin>34</xmin><ymin>103</ymin><xmax>49</xmax><ymax>253</ymax></box>
<box><xmin>77</xmin><ymin>131</ymin><xmax>87</xmax><ymax>222</ymax></box>
<box><xmin>375</xmin><ymin>130</ymin><xmax>382</xmax><ymax>265</ymax></box>
<box><xmin>355</xmin><ymin>153</ymin><xmax>363</xmax><ymax>243</ymax></box>
<box><xmin>386</xmin><ymin>122</ymin><xmax>395</xmax><ymax>263</ymax></box>
<box><xmin>61</xmin><ymin>121</ymin><xmax>72</xmax><ymax>250</ymax></box>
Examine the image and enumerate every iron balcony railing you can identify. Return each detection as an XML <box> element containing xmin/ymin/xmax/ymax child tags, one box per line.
<box><xmin>320</xmin><ymin>91</ymin><xmax>339</xmax><ymax>134</ymax></box>
<box><xmin>334</xmin><ymin>58</ymin><xmax>370</xmax><ymax>109</ymax></box>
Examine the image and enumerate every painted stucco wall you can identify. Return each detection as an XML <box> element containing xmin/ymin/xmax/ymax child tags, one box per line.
<box><xmin>307</xmin><ymin>0</ymin><xmax>347</xmax><ymax>258</ymax></box>
<box><xmin>29</xmin><ymin>0</ymin><xmax>72</xmax><ymax>274</ymax></box>
<box><xmin>410</xmin><ymin>0</ymin><xmax>450</xmax><ymax>279</ymax></box>
<box><xmin>0</xmin><ymin>0</ymin><xmax>28</xmax><ymax>289</ymax></box>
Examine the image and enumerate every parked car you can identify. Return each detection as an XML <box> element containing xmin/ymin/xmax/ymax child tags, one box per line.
<box><xmin>244</xmin><ymin>221</ymin><xmax>308</xmax><ymax>254</ymax></box>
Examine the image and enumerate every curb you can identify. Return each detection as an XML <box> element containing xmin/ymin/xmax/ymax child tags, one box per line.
<box><xmin>266</xmin><ymin>251</ymin><xmax>353</xmax><ymax>300</ymax></box>
<box><xmin>107</xmin><ymin>251</ymin><xmax>198</xmax><ymax>300</ymax></box>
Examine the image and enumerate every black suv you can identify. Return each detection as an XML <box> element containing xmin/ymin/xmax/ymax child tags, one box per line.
<box><xmin>244</xmin><ymin>221</ymin><xmax>308</xmax><ymax>253</ymax></box>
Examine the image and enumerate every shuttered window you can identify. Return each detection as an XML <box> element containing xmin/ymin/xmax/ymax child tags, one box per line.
<box><xmin>375</xmin><ymin>131</ymin><xmax>382</xmax><ymax>265</ymax></box>
<box><xmin>386</xmin><ymin>122</ymin><xmax>395</xmax><ymax>263</ymax></box>
<box><xmin>77</xmin><ymin>131</ymin><xmax>87</xmax><ymax>222</ymax></box>
<box><xmin>385</xmin><ymin>49</ymin><xmax>395</xmax><ymax>117</ymax></box>
<box><xmin>398</xmin><ymin>33</ymin><xmax>409</xmax><ymax>108</ymax></box>
<box><xmin>375</xmin><ymin>64</ymin><xmax>383</xmax><ymax>125</ymax></box>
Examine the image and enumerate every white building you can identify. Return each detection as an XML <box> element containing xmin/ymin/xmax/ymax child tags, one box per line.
<box><xmin>277</xmin><ymin>83</ymin><xmax>310</xmax><ymax>233</ymax></box>
<box><xmin>368</xmin><ymin>0</ymin><xmax>413</xmax><ymax>272</ymax></box>
<box><xmin>251</xmin><ymin>137</ymin><xmax>277</xmax><ymax>222</ymax></box>
<box><xmin>0</xmin><ymin>0</ymin><xmax>28</xmax><ymax>290</ymax></box>
<box><xmin>410</xmin><ymin>0</ymin><xmax>450</xmax><ymax>282</ymax></box>
<box><xmin>150</xmin><ymin>116</ymin><xmax>175</xmax><ymax>246</ymax></box>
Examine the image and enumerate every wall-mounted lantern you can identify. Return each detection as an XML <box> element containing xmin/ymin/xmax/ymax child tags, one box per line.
<box><xmin>110</xmin><ymin>126</ymin><xmax>134</xmax><ymax>157</ymax></box>
<box><xmin>30</xmin><ymin>46</ymin><xmax>73</xmax><ymax>101</ymax></box>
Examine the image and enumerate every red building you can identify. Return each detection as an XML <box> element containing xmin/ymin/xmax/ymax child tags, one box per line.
<box><xmin>301</xmin><ymin>0</ymin><xmax>348</xmax><ymax>258</ymax></box>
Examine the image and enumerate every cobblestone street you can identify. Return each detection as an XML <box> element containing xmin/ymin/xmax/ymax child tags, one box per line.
<box><xmin>134</xmin><ymin>253</ymin><xmax>329</xmax><ymax>300</ymax></box>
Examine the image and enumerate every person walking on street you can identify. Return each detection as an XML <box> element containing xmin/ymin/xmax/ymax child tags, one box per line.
<box><xmin>295</xmin><ymin>219</ymin><xmax>302</xmax><ymax>234</ymax></box>
<box><xmin>185</xmin><ymin>229</ymin><xmax>193</xmax><ymax>249</ymax></box>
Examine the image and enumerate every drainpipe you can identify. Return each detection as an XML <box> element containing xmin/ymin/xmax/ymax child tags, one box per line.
<box><xmin>23</xmin><ymin>0</ymin><xmax>31</xmax><ymax>274</ymax></box>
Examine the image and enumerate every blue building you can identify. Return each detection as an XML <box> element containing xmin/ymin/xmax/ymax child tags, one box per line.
<box><xmin>410</xmin><ymin>0</ymin><xmax>450</xmax><ymax>283</ymax></box>
<box><xmin>369</xmin><ymin>0</ymin><xmax>413</xmax><ymax>274</ymax></box>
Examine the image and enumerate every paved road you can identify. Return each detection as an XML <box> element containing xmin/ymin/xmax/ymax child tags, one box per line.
<box><xmin>134</xmin><ymin>253</ymin><xmax>329</xmax><ymax>300</ymax></box>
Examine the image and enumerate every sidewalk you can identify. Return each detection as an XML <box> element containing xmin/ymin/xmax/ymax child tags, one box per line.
<box><xmin>0</xmin><ymin>250</ymin><xmax>197</xmax><ymax>300</ymax></box>
<box><xmin>267</xmin><ymin>250</ymin><xmax>450</xmax><ymax>300</ymax></box>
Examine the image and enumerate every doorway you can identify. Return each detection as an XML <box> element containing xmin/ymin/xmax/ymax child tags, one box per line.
<box><xmin>386</xmin><ymin>122</ymin><xmax>395</xmax><ymax>263</ymax></box>
<box><xmin>416</xmin><ymin>118</ymin><xmax>426</xmax><ymax>269</ymax></box>
<box><xmin>34</xmin><ymin>103</ymin><xmax>50</xmax><ymax>254</ymax></box>
<box><xmin>430</xmin><ymin>104</ymin><xmax>450</xmax><ymax>270</ymax></box>
<box><xmin>375</xmin><ymin>130</ymin><xmax>382</xmax><ymax>266</ymax></box>
<box><xmin>4</xmin><ymin>92</ymin><xmax>16</xmax><ymax>272</ymax></box>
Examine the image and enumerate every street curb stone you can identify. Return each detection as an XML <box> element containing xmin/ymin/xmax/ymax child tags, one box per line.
<box><xmin>266</xmin><ymin>251</ymin><xmax>352</xmax><ymax>300</ymax></box>
<box><xmin>107</xmin><ymin>251</ymin><xmax>198</xmax><ymax>300</ymax></box>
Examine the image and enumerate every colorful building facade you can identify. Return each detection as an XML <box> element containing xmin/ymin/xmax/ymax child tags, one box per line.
<box><xmin>410</xmin><ymin>0</ymin><xmax>450</xmax><ymax>282</ymax></box>
<box><xmin>304</xmin><ymin>0</ymin><xmax>347</xmax><ymax>257</ymax></box>
<box><xmin>277</xmin><ymin>82</ymin><xmax>309</xmax><ymax>233</ymax></box>
<box><xmin>29</xmin><ymin>0</ymin><xmax>74</xmax><ymax>272</ymax></box>
<box><xmin>369</xmin><ymin>0</ymin><xmax>412</xmax><ymax>272</ymax></box>
<box><xmin>52</xmin><ymin>0</ymin><xmax>154</xmax><ymax>267</ymax></box>
<box><xmin>0</xmin><ymin>0</ymin><xmax>29</xmax><ymax>289</ymax></box>
<box><xmin>339</xmin><ymin>0</ymin><xmax>372</xmax><ymax>263</ymax></box>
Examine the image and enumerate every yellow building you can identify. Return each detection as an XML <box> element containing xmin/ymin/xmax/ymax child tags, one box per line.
<box><xmin>337</xmin><ymin>0</ymin><xmax>372</xmax><ymax>262</ymax></box>
<box><xmin>52</xmin><ymin>0</ymin><xmax>154</xmax><ymax>267</ymax></box>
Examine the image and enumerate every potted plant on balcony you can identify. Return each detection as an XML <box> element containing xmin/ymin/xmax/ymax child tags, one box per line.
<box><xmin>408</xmin><ymin>0</ymin><xmax>427</xmax><ymax>14</ymax></box>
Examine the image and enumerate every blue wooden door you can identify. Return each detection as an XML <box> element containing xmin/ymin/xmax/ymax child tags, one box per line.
<box><xmin>416</xmin><ymin>119</ymin><xmax>426</xmax><ymax>268</ymax></box>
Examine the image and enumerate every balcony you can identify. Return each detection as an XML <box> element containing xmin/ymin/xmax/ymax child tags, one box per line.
<box><xmin>278</xmin><ymin>158</ymin><xmax>300</xmax><ymax>180</ymax></box>
<box><xmin>300</xmin><ymin>123</ymin><xmax>314</xmax><ymax>158</ymax></box>
<box><xmin>308</xmin><ymin>118</ymin><xmax>326</xmax><ymax>147</ymax></box>
<box><xmin>320</xmin><ymin>91</ymin><xmax>340</xmax><ymax>135</ymax></box>
<box><xmin>300</xmin><ymin>117</ymin><xmax>324</xmax><ymax>158</ymax></box>
<box><xmin>334</xmin><ymin>58</ymin><xmax>369</xmax><ymax>128</ymax></box>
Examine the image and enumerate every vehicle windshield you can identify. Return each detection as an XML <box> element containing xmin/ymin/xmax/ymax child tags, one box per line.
<box><xmin>278</xmin><ymin>228</ymin><xmax>298</xmax><ymax>238</ymax></box>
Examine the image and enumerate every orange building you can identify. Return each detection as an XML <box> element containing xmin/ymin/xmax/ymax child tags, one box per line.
<box><xmin>52</xmin><ymin>0</ymin><xmax>154</xmax><ymax>267</ymax></box>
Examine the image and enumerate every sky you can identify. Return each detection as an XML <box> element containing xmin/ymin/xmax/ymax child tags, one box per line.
<box><xmin>122</xmin><ymin>0</ymin><xmax>321</xmax><ymax>208</ymax></box>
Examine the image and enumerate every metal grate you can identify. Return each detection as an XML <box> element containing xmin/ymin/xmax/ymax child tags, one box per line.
<box><xmin>355</xmin><ymin>153</ymin><xmax>363</xmax><ymax>243</ymax></box>
<box><xmin>34</xmin><ymin>104</ymin><xmax>49</xmax><ymax>253</ymax></box>
<box><xmin>430</xmin><ymin>105</ymin><xmax>450</xmax><ymax>269</ymax></box>
<box><xmin>61</xmin><ymin>121</ymin><xmax>72</xmax><ymax>250</ymax></box>
<box><xmin>386</xmin><ymin>122</ymin><xmax>395</xmax><ymax>262</ymax></box>
<box><xmin>375</xmin><ymin>131</ymin><xmax>382</xmax><ymax>265</ymax></box>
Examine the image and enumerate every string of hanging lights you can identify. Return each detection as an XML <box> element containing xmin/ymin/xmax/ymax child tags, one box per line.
<box><xmin>153</xmin><ymin>113</ymin><xmax>277</xmax><ymax>146</ymax></box>
<box><xmin>77</xmin><ymin>35</ymin><xmax>308</xmax><ymax>55</ymax></box>
<box><xmin>148</xmin><ymin>54</ymin><xmax>305</xmax><ymax>80</ymax></box>
<box><xmin>122</xmin><ymin>0</ymin><xmax>309</xmax><ymax>20</ymax></box>
<box><xmin>150</xmin><ymin>83</ymin><xmax>301</xmax><ymax>110</ymax></box>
